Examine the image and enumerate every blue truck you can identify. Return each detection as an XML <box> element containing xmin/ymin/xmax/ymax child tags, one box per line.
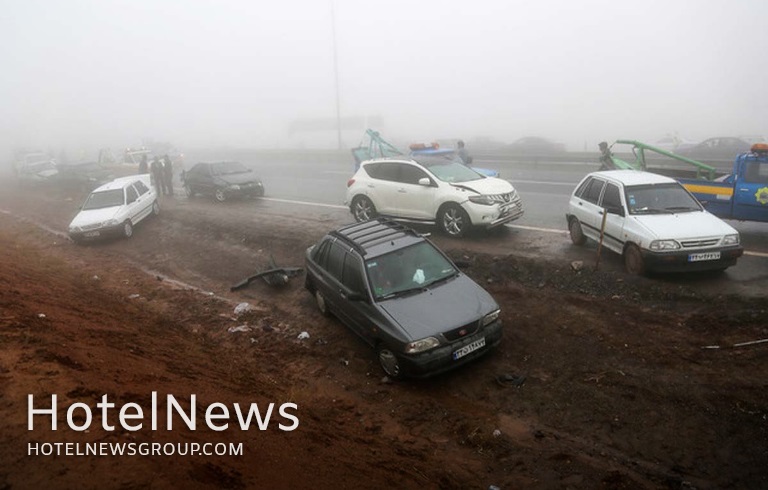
<box><xmin>599</xmin><ymin>139</ymin><xmax>768</xmax><ymax>223</ymax></box>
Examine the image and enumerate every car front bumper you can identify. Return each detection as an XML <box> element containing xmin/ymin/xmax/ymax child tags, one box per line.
<box><xmin>398</xmin><ymin>319</ymin><xmax>503</xmax><ymax>378</ymax></box>
<box><xmin>224</xmin><ymin>182</ymin><xmax>264</xmax><ymax>197</ymax></box>
<box><xmin>641</xmin><ymin>245</ymin><xmax>744</xmax><ymax>272</ymax></box>
<box><xmin>69</xmin><ymin>223</ymin><xmax>125</xmax><ymax>242</ymax></box>
<box><xmin>463</xmin><ymin>199</ymin><xmax>524</xmax><ymax>229</ymax></box>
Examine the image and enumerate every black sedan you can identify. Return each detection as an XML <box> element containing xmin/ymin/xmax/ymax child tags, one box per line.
<box><xmin>182</xmin><ymin>161</ymin><xmax>264</xmax><ymax>202</ymax></box>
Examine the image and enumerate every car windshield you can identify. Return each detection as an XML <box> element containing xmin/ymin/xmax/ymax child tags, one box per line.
<box><xmin>82</xmin><ymin>189</ymin><xmax>124</xmax><ymax>210</ymax></box>
<box><xmin>625</xmin><ymin>183</ymin><xmax>702</xmax><ymax>215</ymax></box>
<box><xmin>419</xmin><ymin>159</ymin><xmax>483</xmax><ymax>183</ymax></box>
<box><xmin>212</xmin><ymin>162</ymin><xmax>249</xmax><ymax>175</ymax></box>
<box><xmin>365</xmin><ymin>242</ymin><xmax>458</xmax><ymax>300</ymax></box>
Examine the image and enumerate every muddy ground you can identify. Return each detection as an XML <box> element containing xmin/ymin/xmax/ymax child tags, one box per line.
<box><xmin>0</xmin><ymin>181</ymin><xmax>767</xmax><ymax>489</ymax></box>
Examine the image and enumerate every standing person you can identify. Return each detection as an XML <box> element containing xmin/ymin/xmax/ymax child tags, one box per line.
<box><xmin>162</xmin><ymin>154</ymin><xmax>173</xmax><ymax>196</ymax></box>
<box><xmin>150</xmin><ymin>156</ymin><xmax>164</xmax><ymax>194</ymax></box>
<box><xmin>598</xmin><ymin>141</ymin><xmax>614</xmax><ymax>170</ymax></box>
<box><xmin>138</xmin><ymin>154</ymin><xmax>148</xmax><ymax>174</ymax></box>
<box><xmin>457</xmin><ymin>140</ymin><xmax>473</xmax><ymax>166</ymax></box>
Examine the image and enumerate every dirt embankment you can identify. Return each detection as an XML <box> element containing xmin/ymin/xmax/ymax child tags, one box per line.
<box><xmin>1</xmin><ymin>184</ymin><xmax>767</xmax><ymax>489</ymax></box>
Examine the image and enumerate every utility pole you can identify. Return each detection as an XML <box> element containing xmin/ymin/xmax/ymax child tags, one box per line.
<box><xmin>331</xmin><ymin>0</ymin><xmax>342</xmax><ymax>149</ymax></box>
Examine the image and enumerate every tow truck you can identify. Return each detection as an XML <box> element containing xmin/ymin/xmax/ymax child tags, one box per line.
<box><xmin>599</xmin><ymin>139</ymin><xmax>768</xmax><ymax>223</ymax></box>
<box><xmin>351</xmin><ymin>129</ymin><xmax>500</xmax><ymax>177</ymax></box>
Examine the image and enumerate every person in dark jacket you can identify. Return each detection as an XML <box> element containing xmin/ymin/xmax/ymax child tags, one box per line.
<box><xmin>162</xmin><ymin>155</ymin><xmax>173</xmax><ymax>196</ymax></box>
<box><xmin>457</xmin><ymin>140</ymin><xmax>473</xmax><ymax>165</ymax></box>
<box><xmin>150</xmin><ymin>156</ymin><xmax>164</xmax><ymax>193</ymax></box>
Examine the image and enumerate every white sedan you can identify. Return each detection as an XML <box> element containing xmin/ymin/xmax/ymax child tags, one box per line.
<box><xmin>566</xmin><ymin>170</ymin><xmax>743</xmax><ymax>274</ymax></box>
<box><xmin>68</xmin><ymin>175</ymin><xmax>159</xmax><ymax>243</ymax></box>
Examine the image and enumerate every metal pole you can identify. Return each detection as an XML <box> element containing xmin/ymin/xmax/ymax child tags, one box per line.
<box><xmin>331</xmin><ymin>0</ymin><xmax>342</xmax><ymax>150</ymax></box>
<box><xmin>595</xmin><ymin>209</ymin><xmax>608</xmax><ymax>270</ymax></box>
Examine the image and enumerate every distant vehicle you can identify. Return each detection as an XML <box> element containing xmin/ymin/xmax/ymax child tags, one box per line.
<box><xmin>123</xmin><ymin>147</ymin><xmax>152</xmax><ymax>165</ymax></box>
<box><xmin>12</xmin><ymin>151</ymin><xmax>58</xmax><ymax>183</ymax></box>
<box><xmin>68</xmin><ymin>175</ymin><xmax>159</xmax><ymax>243</ymax></box>
<box><xmin>56</xmin><ymin>160</ymin><xmax>114</xmax><ymax>190</ymax></box>
<box><xmin>503</xmin><ymin>137</ymin><xmax>566</xmax><ymax>154</ymax></box>
<box><xmin>676</xmin><ymin>137</ymin><xmax>753</xmax><ymax>161</ymax></box>
<box><xmin>346</xmin><ymin>156</ymin><xmax>523</xmax><ymax>237</ymax></box>
<box><xmin>182</xmin><ymin>161</ymin><xmax>264</xmax><ymax>202</ymax></box>
<box><xmin>304</xmin><ymin>218</ymin><xmax>503</xmax><ymax>379</ymax></box>
<box><xmin>566</xmin><ymin>170</ymin><xmax>743</xmax><ymax>274</ymax></box>
<box><xmin>653</xmin><ymin>135</ymin><xmax>696</xmax><ymax>153</ymax></box>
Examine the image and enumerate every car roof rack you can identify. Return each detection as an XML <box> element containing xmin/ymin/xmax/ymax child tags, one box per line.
<box><xmin>331</xmin><ymin>218</ymin><xmax>420</xmax><ymax>256</ymax></box>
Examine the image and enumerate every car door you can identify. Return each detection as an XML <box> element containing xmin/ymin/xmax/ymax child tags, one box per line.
<box><xmin>733</xmin><ymin>158</ymin><xmax>768</xmax><ymax>221</ymax></box>
<box><xmin>124</xmin><ymin>184</ymin><xmax>141</xmax><ymax>223</ymax></box>
<box><xmin>571</xmin><ymin>177</ymin><xmax>606</xmax><ymax>241</ymax></box>
<box><xmin>597</xmin><ymin>181</ymin><xmax>626</xmax><ymax>254</ymax></box>
<box><xmin>392</xmin><ymin>163</ymin><xmax>438</xmax><ymax>220</ymax></box>
<box><xmin>131</xmin><ymin>181</ymin><xmax>153</xmax><ymax>222</ymax></box>
<box><xmin>363</xmin><ymin>162</ymin><xmax>403</xmax><ymax>217</ymax></box>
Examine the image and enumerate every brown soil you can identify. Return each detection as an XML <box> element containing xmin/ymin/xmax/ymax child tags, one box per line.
<box><xmin>0</xmin><ymin>183</ymin><xmax>767</xmax><ymax>489</ymax></box>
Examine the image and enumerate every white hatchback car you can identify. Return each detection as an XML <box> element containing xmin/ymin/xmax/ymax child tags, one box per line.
<box><xmin>68</xmin><ymin>175</ymin><xmax>159</xmax><ymax>243</ymax></box>
<box><xmin>566</xmin><ymin>170</ymin><xmax>743</xmax><ymax>274</ymax></box>
<box><xmin>346</xmin><ymin>157</ymin><xmax>523</xmax><ymax>236</ymax></box>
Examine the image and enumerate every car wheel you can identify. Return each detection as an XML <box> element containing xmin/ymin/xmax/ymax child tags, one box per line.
<box><xmin>152</xmin><ymin>200</ymin><xmax>160</xmax><ymax>216</ymax></box>
<box><xmin>377</xmin><ymin>346</ymin><xmax>404</xmax><ymax>380</ymax></box>
<box><xmin>439</xmin><ymin>204</ymin><xmax>470</xmax><ymax>237</ymax></box>
<box><xmin>214</xmin><ymin>188</ymin><xmax>227</xmax><ymax>202</ymax></box>
<box><xmin>569</xmin><ymin>218</ymin><xmax>586</xmax><ymax>245</ymax></box>
<box><xmin>351</xmin><ymin>196</ymin><xmax>376</xmax><ymax>222</ymax></box>
<box><xmin>315</xmin><ymin>290</ymin><xmax>330</xmax><ymax>316</ymax></box>
<box><xmin>624</xmin><ymin>244</ymin><xmax>646</xmax><ymax>275</ymax></box>
<box><xmin>123</xmin><ymin>221</ymin><xmax>133</xmax><ymax>238</ymax></box>
<box><xmin>184</xmin><ymin>184</ymin><xmax>195</xmax><ymax>198</ymax></box>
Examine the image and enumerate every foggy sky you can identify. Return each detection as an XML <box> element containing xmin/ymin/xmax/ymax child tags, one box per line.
<box><xmin>2</xmin><ymin>0</ymin><xmax>767</xmax><ymax>154</ymax></box>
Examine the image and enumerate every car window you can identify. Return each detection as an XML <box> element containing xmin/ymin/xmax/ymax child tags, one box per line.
<box><xmin>744</xmin><ymin>162</ymin><xmax>768</xmax><ymax>184</ymax></box>
<box><xmin>574</xmin><ymin>177</ymin><xmax>591</xmax><ymax>198</ymax></box>
<box><xmin>81</xmin><ymin>189</ymin><xmax>124</xmax><ymax>210</ymax></box>
<box><xmin>365</xmin><ymin>241</ymin><xmax>457</xmax><ymax>300</ymax></box>
<box><xmin>601</xmin><ymin>183</ymin><xmax>622</xmax><ymax>209</ymax></box>
<box><xmin>398</xmin><ymin>164</ymin><xmax>429</xmax><ymax>185</ymax></box>
<box><xmin>625</xmin><ymin>183</ymin><xmax>702</xmax><ymax>214</ymax></box>
<box><xmin>313</xmin><ymin>239</ymin><xmax>331</xmax><ymax>269</ymax></box>
<box><xmin>365</xmin><ymin>162</ymin><xmax>399</xmax><ymax>182</ymax></box>
<box><xmin>342</xmin><ymin>253</ymin><xmax>365</xmax><ymax>292</ymax></box>
<box><xmin>582</xmin><ymin>178</ymin><xmax>605</xmax><ymax>204</ymax></box>
<box><xmin>326</xmin><ymin>241</ymin><xmax>346</xmax><ymax>281</ymax></box>
<box><xmin>133</xmin><ymin>181</ymin><xmax>149</xmax><ymax>196</ymax></box>
<box><xmin>126</xmin><ymin>185</ymin><xmax>138</xmax><ymax>204</ymax></box>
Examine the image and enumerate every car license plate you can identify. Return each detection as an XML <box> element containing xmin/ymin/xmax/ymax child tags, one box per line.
<box><xmin>688</xmin><ymin>252</ymin><xmax>720</xmax><ymax>262</ymax></box>
<box><xmin>84</xmin><ymin>231</ymin><xmax>100</xmax><ymax>237</ymax></box>
<box><xmin>453</xmin><ymin>337</ymin><xmax>486</xmax><ymax>360</ymax></box>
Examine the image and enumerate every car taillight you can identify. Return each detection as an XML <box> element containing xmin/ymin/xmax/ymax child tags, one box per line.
<box><xmin>347</xmin><ymin>178</ymin><xmax>355</xmax><ymax>187</ymax></box>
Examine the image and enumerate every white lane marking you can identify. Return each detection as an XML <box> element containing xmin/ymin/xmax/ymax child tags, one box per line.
<box><xmin>513</xmin><ymin>179</ymin><xmax>578</xmax><ymax>186</ymax></box>
<box><xmin>745</xmin><ymin>251</ymin><xmax>768</xmax><ymax>258</ymax></box>
<box><xmin>506</xmin><ymin>223</ymin><xmax>567</xmax><ymax>234</ymax></box>
<box><xmin>322</xmin><ymin>170</ymin><xmax>355</xmax><ymax>176</ymax></box>
<box><xmin>261</xmin><ymin>197</ymin><xmax>347</xmax><ymax>210</ymax></box>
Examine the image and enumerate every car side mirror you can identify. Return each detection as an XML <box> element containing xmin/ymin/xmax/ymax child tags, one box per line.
<box><xmin>606</xmin><ymin>206</ymin><xmax>625</xmax><ymax>217</ymax></box>
<box><xmin>346</xmin><ymin>291</ymin><xmax>366</xmax><ymax>302</ymax></box>
<box><xmin>418</xmin><ymin>177</ymin><xmax>432</xmax><ymax>187</ymax></box>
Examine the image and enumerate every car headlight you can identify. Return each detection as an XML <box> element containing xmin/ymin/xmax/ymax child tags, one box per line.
<box><xmin>649</xmin><ymin>240</ymin><xmax>681</xmax><ymax>250</ymax></box>
<box><xmin>482</xmin><ymin>309</ymin><xmax>501</xmax><ymax>326</ymax></box>
<box><xmin>404</xmin><ymin>337</ymin><xmax>440</xmax><ymax>354</ymax></box>
<box><xmin>69</xmin><ymin>226</ymin><xmax>81</xmax><ymax>233</ymax></box>
<box><xmin>722</xmin><ymin>234</ymin><xmax>740</xmax><ymax>245</ymax></box>
<box><xmin>229</xmin><ymin>184</ymin><xmax>241</xmax><ymax>190</ymax></box>
<box><xmin>104</xmin><ymin>219</ymin><xmax>119</xmax><ymax>227</ymax></box>
<box><xmin>468</xmin><ymin>195</ymin><xmax>495</xmax><ymax>206</ymax></box>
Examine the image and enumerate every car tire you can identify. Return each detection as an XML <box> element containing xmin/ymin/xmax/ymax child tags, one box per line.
<box><xmin>377</xmin><ymin>346</ymin><xmax>404</xmax><ymax>380</ymax></box>
<box><xmin>439</xmin><ymin>204</ymin><xmax>471</xmax><ymax>237</ymax></box>
<box><xmin>123</xmin><ymin>221</ymin><xmax>133</xmax><ymax>238</ymax></box>
<box><xmin>624</xmin><ymin>244</ymin><xmax>646</xmax><ymax>275</ymax></box>
<box><xmin>152</xmin><ymin>200</ymin><xmax>160</xmax><ymax>216</ymax></box>
<box><xmin>315</xmin><ymin>290</ymin><xmax>330</xmax><ymax>316</ymax></box>
<box><xmin>569</xmin><ymin>218</ymin><xmax>586</xmax><ymax>245</ymax></box>
<box><xmin>214</xmin><ymin>188</ymin><xmax>227</xmax><ymax>203</ymax></box>
<box><xmin>184</xmin><ymin>184</ymin><xmax>195</xmax><ymax>198</ymax></box>
<box><xmin>351</xmin><ymin>196</ymin><xmax>376</xmax><ymax>222</ymax></box>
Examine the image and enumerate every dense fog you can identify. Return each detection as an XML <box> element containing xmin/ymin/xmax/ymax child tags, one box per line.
<box><xmin>2</xmin><ymin>0</ymin><xmax>767</xmax><ymax>158</ymax></box>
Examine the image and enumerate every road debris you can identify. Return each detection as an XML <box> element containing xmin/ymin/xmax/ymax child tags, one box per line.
<box><xmin>230</xmin><ymin>256</ymin><xmax>303</xmax><ymax>291</ymax></box>
<box><xmin>227</xmin><ymin>325</ymin><xmax>251</xmax><ymax>333</ymax></box>
<box><xmin>234</xmin><ymin>302</ymin><xmax>252</xmax><ymax>315</ymax></box>
<box><xmin>297</xmin><ymin>331</ymin><xmax>310</xmax><ymax>340</ymax></box>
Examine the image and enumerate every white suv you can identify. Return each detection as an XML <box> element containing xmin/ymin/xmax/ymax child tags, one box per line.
<box><xmin>566</xmin><ymin>170</ymin><xmax>743</xmax><ymax>274</ymax></box>
<box><xmin>346</xmin><ymin>157</ymin><xmax>523</xmax><ymax>236</ymax></box>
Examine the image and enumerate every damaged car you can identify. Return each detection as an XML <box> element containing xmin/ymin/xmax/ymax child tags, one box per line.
<box><xmin>182</xmin><ymin>161</ymin><xmax>265</xmax><ymax>202</ymax></box>
<box><xmin>346</xmin><ymin>156</ymin><xmax>523</xmax><ymax>237</ymax></box>
<box><xmin>305</xmin><ymin>218</ymin><xmax>503</xmax><ymax>379</ymax></box>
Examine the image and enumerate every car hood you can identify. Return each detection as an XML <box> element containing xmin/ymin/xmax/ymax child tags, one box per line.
<box><xmin>69</xmin><ymin>206</ymin><xmax>122</xmax><ymax>228</ymax></box>
<box><xmin>631</xmin><ymin>211</ymin><xmax>737</xmax><ymax>240</ymax></box>
<box><xmin>378</xmin><ymin>274</ymin><xmax>498</xmax><ymax>340</ymax></box>
<box><xmin>217</xmin><ymin>172</ymin><xmax>261</xmax><ymax>185</ymax></box>
<box><xmin>451</xmin><ymin>177</ymin><xmax>514</xmax><ymax>195</ymax></box>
